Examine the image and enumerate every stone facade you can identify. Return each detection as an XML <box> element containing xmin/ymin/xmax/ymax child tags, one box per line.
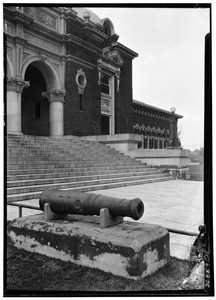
<box><xmin>4</xmin><ymin>6</ymin><xmax>182</xmax><ymax>145</ymax></box>
<box><xmin>4</xmin><ymin>6</ymin><xmax>66</xmax><ymax>136</ymax></box>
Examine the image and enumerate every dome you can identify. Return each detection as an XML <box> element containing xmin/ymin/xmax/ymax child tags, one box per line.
<box><xmin>72</xmin><ymin>8</ymin><xmax>115</xmax><ymax>34</ymax></box>
<box><xmin>72</xmin><ymin>7</ymin><xmax>101</xmax><ymax>24</ymax></box>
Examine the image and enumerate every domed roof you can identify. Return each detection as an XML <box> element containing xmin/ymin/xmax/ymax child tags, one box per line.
<box><xmin>72</xmin><ymin>7</ymin><xmax>101</xmax><ymax>24</ymax></box>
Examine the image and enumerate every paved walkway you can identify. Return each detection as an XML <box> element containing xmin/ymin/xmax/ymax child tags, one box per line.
<box><xmin>7</xmin><ymin>180</ymin><xmax>203</xmax><ymax>260</ymax></box>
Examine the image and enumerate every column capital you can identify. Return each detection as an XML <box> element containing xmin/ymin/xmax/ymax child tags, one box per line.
<box><xmin>42</xmin><ymin>89</ymin><xmax>66</xmax><ymax>103</ymax></box>
<box><xmin>7</xmin><ymin>77</ymin><xmax>30</xmax><ymax>93</ymax></box>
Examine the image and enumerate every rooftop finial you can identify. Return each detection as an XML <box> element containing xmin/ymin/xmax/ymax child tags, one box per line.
<box><xmin>83</xmin><ymin>11</ymin><xmax>90</xmax><ymax>20</ymax></box>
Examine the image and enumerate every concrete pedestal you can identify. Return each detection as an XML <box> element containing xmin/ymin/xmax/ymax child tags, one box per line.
<box><xmin>7</xmin><ymin>214</ymin><xmax>170</xmax><ymax>280</ymax></box>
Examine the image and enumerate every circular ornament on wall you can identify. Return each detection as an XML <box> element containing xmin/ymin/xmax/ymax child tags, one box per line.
<box><xmin>76</xmin><ymin>69</ymin><xmax>87</xmax><ymax>94</ymax></box>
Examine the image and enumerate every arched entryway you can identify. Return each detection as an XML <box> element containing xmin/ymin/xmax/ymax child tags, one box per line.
<box><xmin>22</xmin><ymin>64</ymin><xmax>49</xmax><ymax>136</ymax></box>
<box><xmin>7</xmin><ymin>57</ymin><xmax>65</xmax><ymax>136</ymax></box>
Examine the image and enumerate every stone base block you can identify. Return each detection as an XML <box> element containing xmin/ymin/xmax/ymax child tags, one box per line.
<box><xmin>7</xmin><ymin>214</ymin><xmax>170</xmax><ymax>280</ymax></box>
<box><xmin>126</xmin><ymin>149</ymin><xmax>189</xmax><ymax>168</ymax></box>
<box><xmin>79</xmin><ymin>134</ymin><xmax>142</xmax><ymax>151</ymax></box>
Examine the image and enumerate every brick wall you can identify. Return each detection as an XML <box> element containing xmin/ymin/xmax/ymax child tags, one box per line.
<box><xmin>115</xmin><ymin>55</ymin><xmax>133</xmax><ymax>134</ymax></box>
<box><xmin>65</xmin><ymin>16</ymin><xmax>102</xmax><ymax>136</ymax></box>
<box><xmin>64</xmin><ymin>61</ymin><xmax>101</xmax><ymax>136</ymax></box>
<box><xmin>65</xmin><ymin>16</ymin><xmax>135</xmax><ymax>136</ymax></box>
<box><xmin>65</xmin><ymin>13</ymin><xmax>147</xmax><ymax>137</ymax></box>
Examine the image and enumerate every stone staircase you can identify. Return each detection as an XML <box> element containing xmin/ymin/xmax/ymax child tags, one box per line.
<box><xmin>7</xmin><ymin>134</ymin><xmax>174</xmax><ymax>203</ymax></box>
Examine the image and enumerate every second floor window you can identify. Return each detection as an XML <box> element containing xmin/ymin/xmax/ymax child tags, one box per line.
<box><xmin>101</xmin><ymin>74</ymin><xmax>110</xmax><ymax>95</ymax></box>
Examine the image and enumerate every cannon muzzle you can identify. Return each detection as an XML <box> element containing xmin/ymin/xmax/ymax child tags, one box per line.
<box><xmin>39</xmin><ymin>189</ymin><xmax>144</xmax><ymax>220</ymax></box>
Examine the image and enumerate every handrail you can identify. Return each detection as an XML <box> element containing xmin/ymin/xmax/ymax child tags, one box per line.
<box><xmin>7</xmin><ymin>202</ymin><xmax>199</xmax><ymax>237</ymax></box>
<box><xmin>7</xmin><ymin>202</ymin><xmax>41</xmax><ymax>218</ymax></box>
<box><xmin>166</xmin><ymin>227</ymin><xmax>198</xmax><ymax>237</ymax></box>
<box><xmin>8</xmin><ymin>202</ymin><xmax>41</xmax><ymax>210</ymax></box>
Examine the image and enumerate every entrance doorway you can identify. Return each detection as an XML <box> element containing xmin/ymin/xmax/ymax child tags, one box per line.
<box><xmin>101</xmin><ymin>115</ymin><xmax>110</xmax><ymax>135</ymax></box>
<box><xmin>22</xmin><ymin>64</ymin><xmax>49</xmax><ymax>136</ymax></box>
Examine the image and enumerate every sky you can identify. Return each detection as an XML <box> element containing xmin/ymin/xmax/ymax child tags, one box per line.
<box><xmin>92</xmin><ymin>6</ymin><xmax>210</xmax><ymax>151</ymax></box>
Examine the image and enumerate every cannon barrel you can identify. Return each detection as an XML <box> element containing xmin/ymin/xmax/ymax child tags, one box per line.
<box><xmin>39</xmin><ymin>189</ymin><xmax>144</xmax><ymax>220</ymax></box>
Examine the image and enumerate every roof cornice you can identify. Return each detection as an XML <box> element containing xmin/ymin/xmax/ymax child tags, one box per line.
<box><xmin>133</xmin><ymin>99</ymin><xmax>183</xmax><ymax>119</ymax></box>
<box><xmin>111</xmin><ymin>42</ymin><xmax>138</xmax><ymax>59</ymax></box>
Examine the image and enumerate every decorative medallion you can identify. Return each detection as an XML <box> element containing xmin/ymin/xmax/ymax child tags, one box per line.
<box><xmin>102</xmin><ymin>48</ymin><xmax>123</xmax><ymax>66</ymax></box>
<box><xmin>76</xmin><ymin>69</ymin><xmax>87</xmax><ymax>95</ymax></box>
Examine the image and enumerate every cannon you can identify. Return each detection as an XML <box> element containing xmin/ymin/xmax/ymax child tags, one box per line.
<box><xmin>39</xmin><ymin>189</ymin><xmax>144</xmax><ymax>221</ymax></box>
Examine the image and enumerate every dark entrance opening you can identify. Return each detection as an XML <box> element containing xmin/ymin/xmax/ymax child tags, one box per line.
<box><xmin>22</xmin><ymin>64</ymin><xmax>49</xmax><ymax>136</ymax></box>
<box><xmin>101</xmin><ymin>115</ymin><xmax>110</xmax><ymax>135</ymax></box>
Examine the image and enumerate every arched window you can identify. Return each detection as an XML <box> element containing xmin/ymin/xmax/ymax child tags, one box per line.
<box><xmin>104</xmin><ymin>25</ymin><xmax>111</xmax><ymax>36</ymax></box>
<box><xmin>102</xmin><ymin>19</ymin><xmax>115</xmax><ymax>36</ymax></box>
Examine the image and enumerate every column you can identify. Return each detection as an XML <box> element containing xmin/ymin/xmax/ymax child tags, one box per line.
<box><xmin>7</xmin><ymin>77</ymin><xmax>29</xmax><ymax>134</ymax></box>
<box><xmin>43</xmin><ymin>90</ymin><xmax>65</xmax><ymax>136</ymax></box>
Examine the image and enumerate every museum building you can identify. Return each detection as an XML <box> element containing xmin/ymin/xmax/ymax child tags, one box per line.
<box><xmin>4</xmin><ymin>6</ymin><xmax>182</xmax><ymax>149</ymax></box>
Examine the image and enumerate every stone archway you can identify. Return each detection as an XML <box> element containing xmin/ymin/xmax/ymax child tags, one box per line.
<box><xmin>7</xmin><ymin>57</ymin><xmax>65</xmax><ymax>136</ymax></box>
<box><xmin>22</xmin><ymin>64</ymin><xmax>49</xmax><ymax>136</ymax></box>
<box><xmin>22</xmin><ymin>59</ymin><xmax>65</xmax><ymax>136</ymax></box>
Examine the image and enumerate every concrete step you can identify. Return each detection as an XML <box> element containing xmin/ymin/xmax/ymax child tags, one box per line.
<box><xmin>7</xmin><ymin>177</ymin><xmax>175</xmax><ymax>202</ymax></box>
<box><xmin>8</xmin><ymin>147</ymin><xmax>130</xmax><ymax>161</ymax></box>
<box><xmin>7</xmin><ymin>156</ymin><xmax>138</xmax><ymax>165</ymax></box>
<box><xmin>8</xmin><ymin>157</ymin><xmax>139</xmax><ymax>167</ymax></box>
<box><xmin>7</xmin><ymin>134</ymin><xmax>173</xmax><ymax>204</ymax></box>
<box><xmin>7</xmin><ymin>159</ymin><xmax>141</xmax><ymax>167</ymax></box>
<box><xmin>7</xmin><ymin>138</ymin><xmax>113</xmax><ymax>150</ymax></box>
<box><xmin>7</xmin><ymin>173</ymin><xmax>169</xmax><ymax>195</ymax></box>
<box><xmin>7</xmin><ymin>165</ymin><xmax>152</xmax><ymax>174</ymax></box>
<box><xmin>7</xmin><ymin>171</ymin><xmax>164</xmax><ymax>187</ymax></box>
<box><xmin>7</xmin><ymin>150</ymin><xmax>137</xmax><ymax>158</ymax></box>
<box><xmin>7</xmin><ymin>169</ymin><xmax>154</xmax><ymax>179</ymax></box>
<box><xmin>7</xmin><ymin>138</ymin><xmax>105</xmax><ymax>149</ymax></box>
<box><xmin>7</xmin><ymin>169</ymin><xmax>159</xmax><ymax>181</ymax></box>
<box><xmin>7</xmin><ymin>144</ymin><xmax>133</xmax><ymax>155</ymax></box>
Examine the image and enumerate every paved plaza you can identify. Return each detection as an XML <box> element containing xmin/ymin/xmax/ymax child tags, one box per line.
<box><xmin>7</xmin><ymin>180</ymin><xmax>203</xmax><ymax>260</ymax></box>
